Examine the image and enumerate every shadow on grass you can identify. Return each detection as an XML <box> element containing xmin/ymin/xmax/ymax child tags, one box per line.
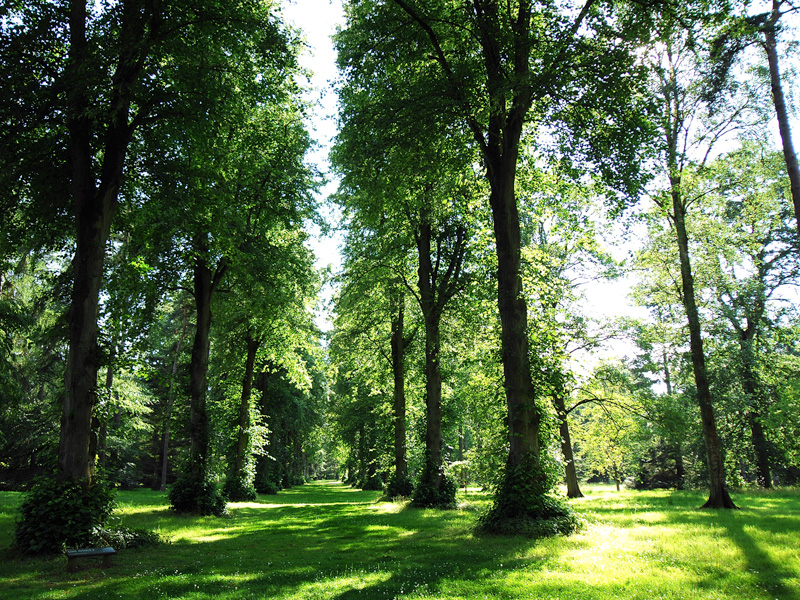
<box><xmin>717</xmin><ymin>504</ymin><xmax>800</xmax><ymax>600</ymax></box>
<box><xmin>46</xmin><ymin>483</ymin><xmax>541</xmax><ymax>600</ymax></box>
<box><xmin>5</xmin><ymin>483</ymin><xmax>799</xmax><ymax>600</ymax></box>
<box><xmin>576</xmin><ymin>487</ymin><xmax>800</xmax><ymax>599</ymax></box>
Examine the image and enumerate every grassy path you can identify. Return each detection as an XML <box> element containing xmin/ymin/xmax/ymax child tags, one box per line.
<box><xmin>1</xmin><ymin>481</ymin><xmax>799</xmax><ymax>599</ymax></box>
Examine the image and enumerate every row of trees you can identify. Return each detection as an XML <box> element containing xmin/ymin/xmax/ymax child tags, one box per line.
<box><xmin>1</xmin><ymin>0</ymin><xmax>798</xmax><ymax>551</ymax></box>
<box><xmin>327</xmin><ymin>0</ymin><xmax>799</xmax><ymax>530</ymax></box>
<box><xmin>0</xmin><ymin>0</ymin><xmax>332</xmax><ymax>550</ymax></box>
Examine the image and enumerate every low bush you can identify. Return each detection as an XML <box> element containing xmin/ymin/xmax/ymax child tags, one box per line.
<box><xmin>384</xmin><ymin>471</ymin><xmax>414</xmax><ymax>499</ymax></box>
<box><xmin>13</xmin><ymin>477</ymin><xmax>115</xmax><ymax>554</ymax></box>
<box><xmin>168</xmin><ymin>474</ymin><xmax>226</xmax><ymax>516</ymax></box>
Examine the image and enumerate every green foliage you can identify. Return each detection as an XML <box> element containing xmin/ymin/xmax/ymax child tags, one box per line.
<box><xmin>13</xmin><ymin>478</ymin><xmax>116</xmax><ymax>555</ymax></box>
<box><xmin>168</xmin><ymin>474</ymin><xmax>226</xmax><ymax>517</ymax></box>
<box><xmin>254</xmin><ymin>474</ymin><xmax>281</xmax><ymax>495</ymax></box>
<box><xmin>222</xmin><ymin>474</ymin><xmax>258</xmax><ymax>502</ymax></box>
<box><xmin>384</xmin><ymin>471</ymin><xmax>414</xmax><ymax>499</ymax></box>
<box><xmin>478</xmin><ymin>456</ymin><xmax>580</xmax><ymax>538</ymax></box>
<box><xmin>92</xmin><ymin>524</ymin><xmax>168</xmax><ymax>549</ymax></box>
<box><xmin>411</xmin><ymin>464</ymin><xmax>457</xmax><ymax>509</ymax></box>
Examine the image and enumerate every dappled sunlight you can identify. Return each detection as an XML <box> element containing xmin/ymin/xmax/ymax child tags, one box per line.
<box><xmin>371</xmin><ymin>501</ymin><xmax>408</xmax><ymax>514</ymax></box>
<box><xmin>1</xmin><ymin>485</ymin><xmax>799</xmax><ymax>599</ymax></box>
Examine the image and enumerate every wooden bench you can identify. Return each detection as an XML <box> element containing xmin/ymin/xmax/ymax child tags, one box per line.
<box><xmin>65</xmin><ymin>546</ymin><xmax>116</xmax><ymax>572</ymax></box>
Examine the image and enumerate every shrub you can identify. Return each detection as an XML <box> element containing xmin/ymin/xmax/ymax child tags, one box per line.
<box><xmin>93</xmin><ymin>525</ymin><xmax>168</xmax><ymax>549</ymax></box>
<box><xmin>411</xmin><ymin>464</ymin><xmax>457</xmax><ymax>509</ymax></box>
<box><xmin>223</xmin><ymin>474</ymin><xmax>258</xmax><ymax>502</ymax></box>
<box><xmin>168</xmin><ymin>474</ymin><xmax>226</xmax><ymax>516</ymax></box>
<box><xmin>14</xmin><ymin>477</ymin><xmax>116</xmax><ymax>555</ymax></box>
<box><xmin>384</xmin><ymin>471</ymin><xmax>414</xmax><ymax>499</ymax></box>
<box><xmin>361</xmin><ymin>473</ymin><xmax>383</xmax><ymax>491</ymax></box>
<box><xmin>255</xmin><ymin>475</ymin><xmax>280</xmax><ymax>495</ymax></box>
<box><xmin>476</xmin><ymin>457</ymin><xmax>581</xmax><ymax>538</ymax></box>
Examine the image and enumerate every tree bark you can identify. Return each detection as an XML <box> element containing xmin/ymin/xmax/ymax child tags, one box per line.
<box><xmin>739</xmin><ymin>335</ymin><xmax>772</xmax><ymax>488</ymax></box>
<box><xmin>59</xmin><ymin>0</ymin><xmax>155</xmax><ymax>486</ymax></box>
<box><xmin>553</xmin><ymin>392</ymin><xmax>583</xmax><ymax>498</ymax></box>
<box><xmin>670</xmin><ymin>183</ymin><xmax>736</xmax><ymax>509</ymax></box>
<box><xmin>763</xmin><ymin>7</ymin><xmax>800</xmax><ymax>239</ymax></box>
<box><xmin>390</xmin><ymin>288</ymin><xmax>408</xmax><ymax>479</ymax></box>
<box><xmin>417</xmin><ymin>219</ymin><xmax>444</xmax><ymax>488</ymax></box>
<box><xmin>233</xmin><ymin>331</ymin><xmax>260</xmax><ymax>479</ymax></box>
<box><xmin>188</xmin><ymin>234</ymin><xmax>227</xmax><ymax>482</ymax></box>
<box><xmin>490</xmin><ymin>154</ymin><xmax>543</xmax><ymax>476</ymax></box>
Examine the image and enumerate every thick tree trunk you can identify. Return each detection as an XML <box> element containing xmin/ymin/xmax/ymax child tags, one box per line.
<box><xmin>553</xmin><ymin>393</ymin><xmax>583</xmax><ymax>498</ymax></box>
<box><xmin>60</xmin><ymin>143</ymin><xmax>121</xmax><ymax>485</ymax></box>
<box><xmin>59</xmin><ymin>0</ymin><xmax>153</xmax><ymax>486</ymax></box>
<box><xmin>670</xmin><ymin>184</ymin><xmax>736</xmax><ymax>509</ymax></box>
<box><xmin>490</xmin><ymin>162</ymin><xmax>542</xmax><ymax>474</ymax></box>
<box><xmin>390</xmin><ymin>291</ymin><xmax>408</xmax><ymax>479</ymax></box>
<box><xmin>764</xmin><ymin>13</ymin><xmax>800</xmax><ymax>238</ymax></box>
<box><xmin>233</xmin><ymin>331</ymin><xmax>260</xmax><ymax>479</ymax></box>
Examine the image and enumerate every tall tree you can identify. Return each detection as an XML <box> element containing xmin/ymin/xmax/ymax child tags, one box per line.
<box><xmin>648</xmin><ymin>30</ymin><xmax>751</xmax><ymax>507</ymax></box>
<box><xmin>694</xmin><ymin>143</ymin><xmax>800</xmax><ymax>487</ymax></box>
<box><xmin>336</xmin><ymin>0</ymin><xmax>649</xmax><ymax>531</ymax></box>
<box><xmin>0</xmin><ymin>0</ymin><xmax>306</xmax><ymax>495</ymax></box>
<box><xmin>706</xmin><ymin>1</ymin><xmax>800</xmax><ymax>237</ymax></box>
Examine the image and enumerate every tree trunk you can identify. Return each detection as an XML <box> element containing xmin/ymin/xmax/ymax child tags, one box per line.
<box><xmin>739</xmin><ymin>335</ymin><xmax>772</xmax><ymax>488</ymax></box>
<box><xmin>390</xmin><ymin>289</ymin><xmax>408</xmax><ymax>479</ymax></box>
<box><xmin>188</xmin><ymin>235</ymin><xmax>218</xmax><ymax>482</ymax></box>
<box><xmin>233</xmin><ymin>331</ymin><xmax>260</xmax><ymax>479</ymax></box>
<box><xmin>764</xmin><ymin>12</ymin><xmax>800</xmax><ymax>238</ymax></box>
<box><xmin>670</xmin><ymin>184</ymin><xmax>736</xmax><ymax>509</ymax></box>
<box><xmin>490</xmin><ymin>159</ymin><xmax>543</xmax><ymax>476</ymax></box>
<box><xmin>417</xmin><ymin>219</ymin><xmax>444</xmax><ymax>489</ymax></box>
<box><xmin>59</xmin><ymin>0</ymin><xmax>154</xmax><ymax>486</ymax></box>
<box><xmin>553</xmin><ymin>393</ymin><xmax>583</xmax><ymax>498</ymax></box>
<box><xmin>160</xmin><ymin>302</ymin><xmax>189</xmax><ymax>491</ymax></box>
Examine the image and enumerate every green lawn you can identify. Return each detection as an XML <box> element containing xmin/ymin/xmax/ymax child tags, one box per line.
<box><xmin>1</xmin><ymin>481</ymin><xmax>798</xmax><ymax>600</ymax></box>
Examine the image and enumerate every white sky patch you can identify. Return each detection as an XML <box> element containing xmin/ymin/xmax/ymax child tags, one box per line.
<box><xmin>284</xmin><ymin>0</ymin><xmax>346</xmax><ymax>332</ymax></box>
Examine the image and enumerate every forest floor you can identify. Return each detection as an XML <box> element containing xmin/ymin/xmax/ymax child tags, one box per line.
<box><xmin>0</xmin><ymin>481</ymin><xmax>798</xmax><ymax>599</ymax></box>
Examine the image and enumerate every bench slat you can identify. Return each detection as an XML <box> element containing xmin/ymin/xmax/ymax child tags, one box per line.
<box><xmin>66</xmin><ymin>546</ymin><xmax>116</xmax><ymax>558</ymax></box>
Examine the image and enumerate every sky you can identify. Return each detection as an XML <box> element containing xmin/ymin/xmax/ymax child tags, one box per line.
<box><xmin>283</xmin><ymin>0</ymin><xmax>346</xmax><ymax>331</ymax></box>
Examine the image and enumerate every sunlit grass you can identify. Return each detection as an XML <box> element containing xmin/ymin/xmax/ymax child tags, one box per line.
<box><xmin>0</xmin><ymin>482</ymin><xmax>798</xmax><ymax>599</ymax></box>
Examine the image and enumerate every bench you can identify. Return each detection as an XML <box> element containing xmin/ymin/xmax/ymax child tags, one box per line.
<box><xmin>65</xmin><ymin>546</ymin><xmax>116</xmax><ymax>572</ymax></box>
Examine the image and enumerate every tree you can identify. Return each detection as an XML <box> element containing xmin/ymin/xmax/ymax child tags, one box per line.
<box><xmin>691</xmin><ymin>143</ymin><xmax>800</xmax><ymax>487</ymax></box>
<box><xmin>336</xmin><ymin>0</ymin><xmax>650</xmax><ymax>533</ymax></box>
<box><xmin>706</xmin><ymin>1</ymin><xmax>800</xmax><ymax>237</ymax></box>
<box><xmin>643</xmin><ymin>23</ymin><xmax>764</xmax><ymax>508</ymax></box>
<box><xmin>1</xmin><ymin>0</ymin><xmax>309</xmax><ymax>521</ymax></box>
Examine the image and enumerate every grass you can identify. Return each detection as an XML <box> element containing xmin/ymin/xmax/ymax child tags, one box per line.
<box><xmin>0</xmin><ymin>481</ymin><xmax>798</xmax><ymax>599</ymax></box>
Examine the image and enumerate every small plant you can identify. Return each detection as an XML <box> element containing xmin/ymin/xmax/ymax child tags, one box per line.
<box><xmin>93</xmin><ymin>524</ymin><xmax>169</xmax><ymax>549</ymax></box>
<box><xmin>14</xmin><ymin>477</ymin><xmax>116</xmax><ymax>555</ymax></box>
<box><xmin>168</xmin><ymin>474</ymin><xmax>227</xmax><ymax>516</ymax></box>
